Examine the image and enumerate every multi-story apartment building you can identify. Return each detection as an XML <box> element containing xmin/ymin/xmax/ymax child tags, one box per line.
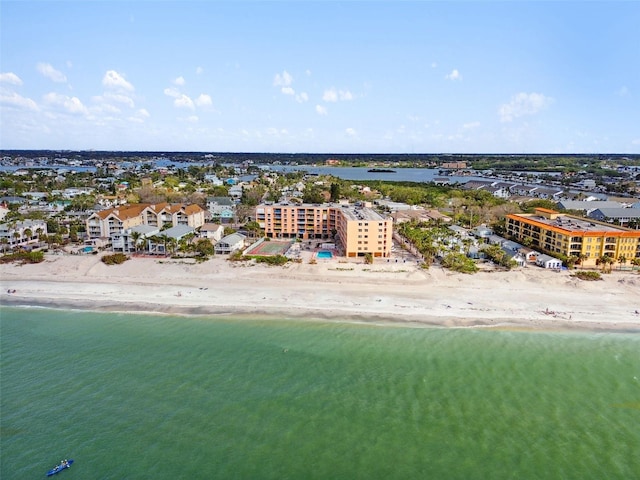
<box><xmin>0</xmin><ymin>219</ymin><xmax>48</xmax><ymax>250</ymax></box>
<box><xmin>506</xmin><ymin>208</ymin><xmax>640</xmax><ymax>267</ymax></box>
<box><xmin>86</xmin><ymin>203</ymin><xmax>206</xmax><ymax>240</ymax></box>
<box><xmin>255</xmin><ymin>203</ymin><xmax>393</xmax><ymax>257</ymax></box>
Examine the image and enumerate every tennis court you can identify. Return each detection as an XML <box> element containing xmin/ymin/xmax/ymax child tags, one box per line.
<box><xmin>245</xmin><ymin>239</ymin><xmax>293</xmax><ymax>256</ymax></box>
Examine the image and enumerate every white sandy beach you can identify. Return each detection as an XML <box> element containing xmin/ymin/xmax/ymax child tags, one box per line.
<box><xmin>1</xmin><ymin>252</ymin><xmax>639</xmax><ymax>331</ymax></box>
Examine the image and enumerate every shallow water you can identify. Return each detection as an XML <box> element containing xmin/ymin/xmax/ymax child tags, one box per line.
<box><xmin>1</xmin><ymin>307</ymin><xmax>639</xmax><ymax>479</ymax></box>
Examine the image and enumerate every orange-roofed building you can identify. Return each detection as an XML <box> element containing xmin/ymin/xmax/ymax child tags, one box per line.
<box><xmin>86</xmin><ymin>203</ymin><xmax>205</xmax><ymax>240</ymax></box>
<box><xmin>506</xmin><ymin>208</ymin><xmax>640</xmax><ymax>267</ymax></box>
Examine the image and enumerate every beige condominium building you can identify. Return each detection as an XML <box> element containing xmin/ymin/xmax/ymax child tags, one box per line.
<box><xmin>506</xmin><ymin>208</ymin><xmax>640</xmax><ymax>267</ymax></box>
<box><xmin>255</xmin><ymin>202</ymin><xmax>393</xmax><ymax>257</ymax></box>
<box><xmin>86</xmin><ymin>203</ymin><xmax>206</xmax><ymax>240</ymax></box>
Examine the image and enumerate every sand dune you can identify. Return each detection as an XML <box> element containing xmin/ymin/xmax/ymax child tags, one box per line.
<box><xmin>2</xmin><ymin>252</ymin><xmax>639</xmax><ymax>332</ymax></box>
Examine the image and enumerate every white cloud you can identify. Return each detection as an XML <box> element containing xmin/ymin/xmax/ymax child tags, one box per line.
<box><xmin>431</xmin><ymin>62</ymin><xmax>438</xmax><ymax>68</ymax></box>
<box><xmin>196</xmin><ymin>67</ymin><xmax>203</xmax><ymax>75</ymax></box>
<box><xmin>316</xmin><ymin>104</ymin><xmax>328</xmax><ymax>115</ymax></box>
<box><xmin>173</xmin><ymin>76</ymin><xmax>186</xmax><ymax>86</ymax></box>
<box><xmin>164</xmin><ymin>87</ymin><xmax>181</xmax><ymax>98</ymax></box>
<box><xmin>273</xmin><ymin>70</ymin><xmax>293</xmax><ymax>87</ymax></box>
<box><xmin>499</xmin><ymin>92</ymin><xmax>553</xmax><ymax>122</ymax></box>
<box><xmin>103</xmin><ymin>92</ymin><xmax>135</xmax><ymax>108</ymax></box>
<box><xmin>323</xmin><ymin>87</ymin><xmax>353</xmax><ymax>102</ymax></box>
<box><xmin>323</xmin><ymin>88</ymin><xmax>338</xmax><ymax>102</ymax></box>
<box><xmin>281</xmin><ymin>86</ymin><xmax>295</xmax><ymax>96</ymax></box>
<box><xmin>174</xmin><ymin>94</ymin><xmax>195</xmax><ymax>110</ymax></box>
<box><xmin>43</xmin><ymin>92</ymin><xmax>88</xmax><ymax>114</ymax></box>
<box><xmin>339</xmin><ymin>90</ymin><xmax>353</xmax><ymax>101</ymax></box>
<box><xmin>345</xmin><ymin>128</ymin><xmax>357</xmax><ymax>137</ymax></box>
<box><xmin>0</xmin><ymin>91</ymin><xmax>38</xmax><ymax>110</ymax></box>
<box><xmin>463</xmin><ymin>121</ymin><xmax>481</xmax><ymax>129</ymax></box>
<box><xmin>296</xmin><ymin>92</ymin><xmax>308</xmax><ymax>103</ymax></box>
<box><xmin>195</xmin><ymin>94</ymin><xmax>212</xmax><ymax>107</ymax></box>
<box><xmin>305</xmin><ymin>69</ymin><xmax>312</xmax><ymax>76</ymax></box>
<box><xmin>181</xmin><ymin>115</ymin><xmax>198</xmax><ymax>123</ymax></box>
<box><xmin>632</xmin><ymin>138</ymin><xmax>640</xmax><ymax>145</ymax></box>
<box><xmin>102</xmin><ymin>70</ymin><xmax>134</xmax><ymax>91</ymax></box>
<box><xmin>37</xmin><ymin>63</ymin><xmax>67</xmax><ymax>83</ymax></box>
<box><xmin>92</xmin><ymin>102</ymin><xmax>121</xmax><ymax>114</ymax></box>
<box><xmin>0</xmin><ymin>72</ymin><xmax>23</xmax><ymax>85</ymax></box>
<box><xmin>138</xmin><ymin>108</ymin><xmax>150</xmax><ymax>117</ymax></box>
<box><xmin>445</xmin><ymin>69</ymin><xmax>462</xmax><ymax>81</ymax></box>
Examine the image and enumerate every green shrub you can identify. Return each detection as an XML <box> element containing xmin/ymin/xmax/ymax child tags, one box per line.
<box><xmin>101</xmin><ymin>253</ymin><xmax>129</xmax><ymax>265</ymax></box>
<box><xmin>254</xmin><ymin>255</ymin><xmax>288</xmax><ymax>266</ymax></box>
<box><xmin>228</xmin><ymin>250</ymin><xmax>250</xmax><ymax>262</ymax></box>
<box><xmin>441</xmin><ymin>252</ymin><xmax>479</xmax><ymax>274</ymax></box>
<box><xmin>572</xmin><ymin>271</ymin><xmax>602</xmax><ymax>281</ymax></box>
<box><xmin>0</xmin><ymin>250</ymin><xmax>45</xmax><ymax>264</ymax></box>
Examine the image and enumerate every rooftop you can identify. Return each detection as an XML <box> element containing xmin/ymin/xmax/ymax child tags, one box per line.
<box><xmin>512</xmin><ymin>212</ymin><xmax>623</xmax><ymax>233</ymax></box>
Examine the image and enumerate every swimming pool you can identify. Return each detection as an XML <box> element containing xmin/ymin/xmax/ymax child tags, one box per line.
<box><xmin>317</xmin><ymin>250</ymin><xmax>333</xmax><ymax>259</ymax></box>
<box><xmin>82</xmin><ymin>246</ymin><xmax>94</xmax><ymax>253</ymax></box>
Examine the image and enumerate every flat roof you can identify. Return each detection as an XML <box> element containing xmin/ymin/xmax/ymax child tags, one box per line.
<box><xmin>509</xmin><ymin>212</ymin><xmax>625</xmax><ymax>234</ymax></box>
<box><xmin>338</xmin><ymin>206</ymin><xmax>386</xmax><ymax>222</ymax></box>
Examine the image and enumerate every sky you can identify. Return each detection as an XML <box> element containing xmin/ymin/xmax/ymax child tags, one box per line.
<box><xmin>1</xmin><ymin>1</ymin><xmax>639</xmax><ymax>154</ymax></box>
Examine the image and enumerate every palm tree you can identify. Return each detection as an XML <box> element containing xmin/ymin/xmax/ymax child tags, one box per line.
<box><xmin>597</xmin><ymin>255</ymin><xmax>614</xmax><ymax>273</ymax></box>
<box><xmin>130</xmin><ymin>231</ymin><xmax>142</xmax><ymax>254</ymax></box>
<box><xmin>158</xmin><ymin>234</ymin><xmax>170</xmax><ymax>256</ymax></box>
<box><xmin>178</xmin><ymin>237</ymin><xmax>191</xmax><ymax>257</ymax></box>
<box><xmin>167</xmin><ymin>237</ymin><xmax>177</xmax><ymax>255</ymax></box>
<box><xmin>617</xmin><ymin>254</ymin><xmax>627</xmax><ymax>270</ymax></box>
<box><xmin>565</xmin><ymin>255</ymin><xmax>579</xmax><ymax>269</ymax></box>
<box><xmin>577</xmin><ymin>253</ymin><xmax>588</xmax><ymax>269</ymax></box>
<box><xmin>36</xmin><ymin>227</ymin><xmax>44</xmax><ymax>247</ymax></box>
<box><xmin>147</xmin><ymin>235</ymin><xmax>161</xmax><ymax>255</ymax></box>
<box><xmin>23</xmin><ymin>228</ymin><xmax>33</xmax><ymax>245</ymax></box>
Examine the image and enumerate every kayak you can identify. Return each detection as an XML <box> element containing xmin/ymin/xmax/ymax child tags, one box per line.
<box><xmin>46</xmin><ymin>459</ymin><xmax>74</xmax><ymax>476</ymax></box>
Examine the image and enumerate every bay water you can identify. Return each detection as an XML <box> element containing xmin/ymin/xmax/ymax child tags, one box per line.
<box><xmin>1</xmin><ymin>307</ymin><xmax>638</xmax><ymax>479</ymax></box>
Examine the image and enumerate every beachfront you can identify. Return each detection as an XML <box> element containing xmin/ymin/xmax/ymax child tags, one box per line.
<box><xmin>1</xmin><ymin>252</ymin><xmax>639</xmax><ymax>332</ymax></box>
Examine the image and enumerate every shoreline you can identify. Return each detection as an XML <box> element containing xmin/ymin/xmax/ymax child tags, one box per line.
<box><xmin>3</xmin><ymin>297</ymin><xmax>639</xmax><ymax>334</ymax></box>
<box><xmin>1</xmin><ymin>253</ymin><xmax>639</xmax><ymax>333</ymax></box>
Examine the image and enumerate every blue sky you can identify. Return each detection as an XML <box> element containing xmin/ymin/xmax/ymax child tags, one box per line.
<box><xmin>1</xmin><ymin>1</ymin><xmax>638</xmax><ymax>154</ymax></box>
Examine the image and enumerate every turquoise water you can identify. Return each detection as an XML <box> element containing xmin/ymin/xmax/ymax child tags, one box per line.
<box><xmin>317</xmin><ymin>251</ymin><xmax>333</xmax><ymax>259</ymax></box>
<box><xmin>1</xmin><ymin>307</ymin><xmax>639</xmax><ymax>479</ymax></box>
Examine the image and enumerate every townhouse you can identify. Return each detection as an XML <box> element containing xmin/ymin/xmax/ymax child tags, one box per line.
<box><xmin>86</xmin><ymin>203</ymin><xmax>206</xmax><ymax>241</ymax></box>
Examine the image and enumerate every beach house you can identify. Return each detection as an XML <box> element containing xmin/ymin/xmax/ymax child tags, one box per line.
<box><xmin>207</xmin><ymin>197</ymin><xmax>236</xmax><ymax>224</ymax></box>
<box><xmin>215</xmin><ymin>232</ymin><xmax>246</xmax><ymax>254</ymax></box>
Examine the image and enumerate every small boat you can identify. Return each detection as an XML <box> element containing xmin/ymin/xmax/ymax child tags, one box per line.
<box><xmin>46</xmin><ymin>459</ymin><xmax>74</xmax><ymax>476</ymax></box>
<box><xmin>367</xmin><ymin>168</ymin><xmax>396</xmax><ymax>173</ymax></box>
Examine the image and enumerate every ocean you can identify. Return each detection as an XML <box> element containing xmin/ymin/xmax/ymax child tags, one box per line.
<box><xmin>1</xmin><ymin>307</ymin><xmax>638</xmax><ymax>479</ymax></box>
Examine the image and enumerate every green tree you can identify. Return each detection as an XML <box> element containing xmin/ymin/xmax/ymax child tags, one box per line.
<box><xmin>195</xmin><ymin>239</ymin><xmax>215</xmax><ymax>257</ymax></box>
<box><xmin>617</xmin><ymin>254</ymin><xmax>627</xmax><ymax>270</ymax></box>
<box><xmin>330</xmin><ymin>183</ymin><xmax>340</xmax><ymax>202</ymax></box>
<box><xmin>302</xmin><ymin>185</ymin><xmax>325</xmax><ymax>204</ymax></box>
<box><xmin>130</xmin><ymin>231</ymin><xmax>143</xmax><ymax>253</ymax></box>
